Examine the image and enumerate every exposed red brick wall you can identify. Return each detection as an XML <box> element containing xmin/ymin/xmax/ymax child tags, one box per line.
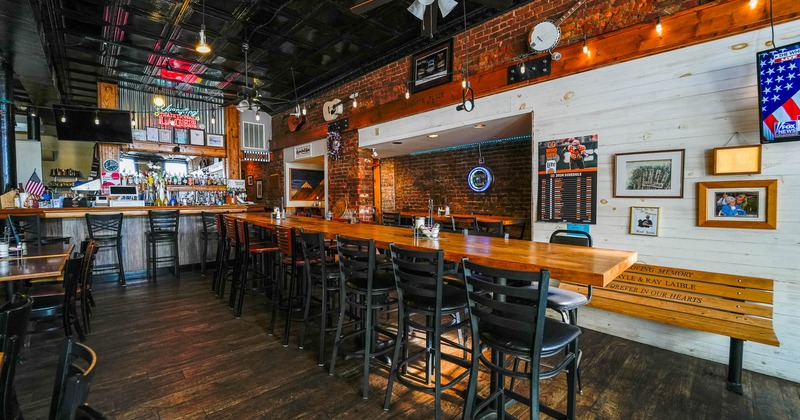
<box><xmin>239</xmin><ymin>151</ymin><xmax>284</xmax><ymax>207</ymax></box>
<box><xmin>382</xmin><ymin>138</ymin><xmax>531</xmax><ymax>237</ymax></box>
<box><xmin>327</xmin><ymin>131</ymin><xmax>375</xmax><ymax>219</ymax></box>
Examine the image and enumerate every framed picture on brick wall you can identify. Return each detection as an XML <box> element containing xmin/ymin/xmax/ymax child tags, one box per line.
<box><xmin>410</xmin><ymin>39</ymin><xmax>453</xmax><ymax>94</ymax></box>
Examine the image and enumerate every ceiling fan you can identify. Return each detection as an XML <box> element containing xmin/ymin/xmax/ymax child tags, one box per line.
<box><xmin>350</xmin><ymin>0</ymin><xmax>512</xmax><ymax>37</ymax></box>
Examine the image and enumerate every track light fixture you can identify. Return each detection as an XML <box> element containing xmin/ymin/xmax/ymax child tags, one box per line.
<box><xmin>456</xmin><ymin>87</ymin><xmax>474</xmax><ymax>112</ymax></box>
<box><xmin>196</xmin><ymin>0</ymin><xmax>211</xmax><ymax>53</ymax></box>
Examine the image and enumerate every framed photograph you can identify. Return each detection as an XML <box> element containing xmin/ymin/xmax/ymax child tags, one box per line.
<box><xmin>285</xmin><ymin>164</ymin><xmax>325</xmax><ymax>207</ymax></box>
<box><xmin>712</xmin><ymin>145</ymin><xmax>761</xmax><ymax>175</ymax></box>
<box><xmin>256</xmin><ymin>180</ymin><xmax>263</xmax><ymax>199</ymax></box>
<box><xmin>697</xmin><ymin>179</ymin><xmax>777</xmax><ymax>229</ymax></box>
<box><xmin>630</xmin><ymin>206</ymin><xmax>660</xmax><ymax>236</ymax></box>
<box><xmin>206</xmin><ymin>133</ymin><xmax>224</xmax><ymax>148</ymax></box>
<box><xmin>189</xmin><ymin>129</ymin><xmax>205</xmax><ymax>146</ymax></box>
<box><xmin>247</xmin><ymin>175</ymin><xmax>254</xmax><ymax>186</ymax></box>
<box><xmin>131</xmin><ymin>129</ymin><xmax>147</xmax><ymax>142</ymax></box>
<box><xmin>158</xmin><ymin>128</ymin><xmax>173</xmax><ymax>143</ymax></box>
<box><xmin>174</xmin><ymin>128</ymin><xmax>189</xmax><ymax>144</ymax></box>
<box><xmin>410</xmin><ymin>39</ymin><xmax>453</xmax><ymax>94</ymax></box>
<box><xmin>614</xmin><ymin>149</ymin><xmax>685</xmax><ymax>198</ymax></box>
<box><xmin>146</xmin><ymin>127</ymin><xmax>159</xmax><ymax>142</ymax></box>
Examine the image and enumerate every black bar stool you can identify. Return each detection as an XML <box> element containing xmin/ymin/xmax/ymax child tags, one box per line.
<box><xmin>200</xmin><ymin>211</ymin><xmax>220</xmax><ymax>275</ymax></box>
<box><xmin>211</xmin><ymin>213</ymin><xmax>229</xmax><ymax>296</ymax></box>
<box><xmin>297</xmin><ymin>230</ymin><xmax>340</xmax><ymax>366</ymax></box>
<box><xmin>145</xmin><ymin>210</ymin><xmax>180</xmax><ymax>282</ymax></box>
<box><xmin>85</xmin><ymin>213</ymin><xmax>125</xmax><ymax>285</ymax></box>
<box><xmin>7</xmin><ymin>214</ymin><xmax>70</xmax><ymax>245</ymax></box>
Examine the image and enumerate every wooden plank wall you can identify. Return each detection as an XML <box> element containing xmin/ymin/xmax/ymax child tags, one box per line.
<box><xmin>363</xmin><ymin>21</ymin><xmax>800</xmax><ymax>382</ymax></box>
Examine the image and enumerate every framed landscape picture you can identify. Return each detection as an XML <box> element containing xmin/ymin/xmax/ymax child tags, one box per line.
<box><xmin>614</xmin><ymin>149</ymin><xmax>685</xmax><ymax>198</ymax></box>
<box><xmin>190</xmin><ymin>129</ymin><xmax>205</xmax><ymax>146</ymax></box>
<box><xmin>206</xmin><ymin>133</ymin><xmax>224</xmax><ymax>148</ymax></box>
<box><xmin>410</xmin><ymin>39</ymin><xmax>453</xmax><ymax>94</ymax></box>
<box><xmin>697</xmin><ymin>179</ymin><xmax>777</xmax><ymax>229</ymax></box>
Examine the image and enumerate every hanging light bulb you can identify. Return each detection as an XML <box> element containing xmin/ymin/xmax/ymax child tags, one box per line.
<box><xmin>211</xmin><ymin>111</ymin><xmax>216</xmax><ymax>124</ymax></box>
<box><xmin>461</xmin><ymin>79</ymin><xmax>467</xmax><ymax>89</ymax></box>
<box><xmin>255</xmin><ymin>111</ymin><xmax>260</xmax><ymax>121</ymax></box>
<box><xmin>749</xmin><ymin>0</ymin><xmax>758</xmax><ymax>9</ymax></box>
<box><xmin>131</xmin><ymin>112</ymin><xmax>136</xmax><ymax>127</ymax></box>
<box><xmin>196</xmin><ymin>0</ymin><xmax>211</xmax><ymax>53</ymax></box>
<box><xmin>405</xmin><ymin>88</ymin><xmax>410</xmax><ymax>99</ymax></box>
<box><xmin>60</xmin><ymin>110</ymin><xmax>66</xmax><ymax>123</ymax></box>
<box><xmin>655</xmin><ymin>16</ymin><xmax>663</xmax><ymax>36</ymax></box>
<box><xmin>301</xmin><ymin>104</ymin><xmax>307</xmax><ymax>116</ymax></box>
<box><xmin>94</xmin><ymin>110</ymin><xmax>100</xmax><ymax>125</ymax></box>
<box><xmin>520</xmin><ymin>62</ymin><xmax>526</xmax><ymax>74</ymax></box>
<box><xmin>583</xmin><ymin>39</ymin><xmax>589</xmax><ymax>54</ymax></box>
<box><xmin>153</xmin><ymin>94</ymin><xmax>165</xmax><ymax>107</ymax></box>
<box><xmin>350</xmin><ymin>92</ymin><xmax>358</xmax><ymax>108</ymax></box>
<box><xmin>30</xmin><ymin>107</ymin><xmax>36</xmax><ymax>117</ymax></box>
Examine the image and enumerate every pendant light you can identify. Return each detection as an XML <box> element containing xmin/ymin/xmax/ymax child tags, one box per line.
<box><xmin>196</xmin><ymin>0</ymin><xmax>211</xmax><ymax>54</ymax></box>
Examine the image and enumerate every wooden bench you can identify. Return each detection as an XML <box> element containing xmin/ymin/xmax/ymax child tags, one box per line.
<box><xmin>560</xmin><ymin>263</ymin><xmax>779</xmax><ymax>393</ymax></box>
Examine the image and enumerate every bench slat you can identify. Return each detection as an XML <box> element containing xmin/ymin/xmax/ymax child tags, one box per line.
<box><xmin>615</xmin><ymin>272</ymin><xmax>773</xmax><ymax>304</ymax></box>
<box><xmin>584</xmin><ymin>293</ymin><xmax>780</xmax><ymax>346</ymax></box>
<box><xmin>626</xmin><ymin>264</ymin><xmax>773</xmax><ymax>290</ymax></box>
<box><xmin>562</xmin><ymin>284</ymin><xmax>774</xmax><ymax>330</ymax></box>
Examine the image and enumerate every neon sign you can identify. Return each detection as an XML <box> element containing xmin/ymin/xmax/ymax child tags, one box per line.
<box><xmin>467</xmin><ymin>166</ymin><xmax>493</xmax><ymax>193</ymax></box>
<box><xmin>154</xmin><ymin>105</ymin><xmax>200</xmax><ymax>129</ymax></box>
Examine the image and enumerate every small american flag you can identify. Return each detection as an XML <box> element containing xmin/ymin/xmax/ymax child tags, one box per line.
<box><xmin>25</xmin><ymin>170</ymin><xmax>46</xmax><ymax>197</ymax></box>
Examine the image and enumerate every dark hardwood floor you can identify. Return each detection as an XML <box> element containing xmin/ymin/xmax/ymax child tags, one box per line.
<box><xmin>15</xmin><ymin>272</ymin><xmax>800</xmax><ymax>419</ymax></box>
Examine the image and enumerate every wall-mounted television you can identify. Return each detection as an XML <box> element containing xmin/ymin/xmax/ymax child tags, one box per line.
<box><xmin>53</xmin><ymin>105</ymin><xmax>133</xmax><ymax>144</ymax></box>
<box><xmin>757</xmin><ymin>41</ymin><xmax>800</xmax><ymax>144</ymax></box>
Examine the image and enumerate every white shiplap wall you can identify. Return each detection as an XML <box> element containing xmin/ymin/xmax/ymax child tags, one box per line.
<box><xmin>362</xmin><ymin>21</ymin><xmax>800</xmax><ymax>382</ymax></box>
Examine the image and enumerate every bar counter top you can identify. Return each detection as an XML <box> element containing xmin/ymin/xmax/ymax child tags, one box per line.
<box><xmin>0</xmin><ymin>204</ymin><xmax>264</xmax><ymax>219</ymax></box>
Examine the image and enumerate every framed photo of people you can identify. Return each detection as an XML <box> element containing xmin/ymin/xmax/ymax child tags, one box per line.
<box><xmin>697</xmin><ymin>179</ymin><xmax>777</xmax><ymax>229</ymax></box>
<box><xmin>630</xmin><ymin>206</ymin><xmax>660</xmax><ymax>236</ymax></box>
<box><xmin>410</xmin><ymin>39</ymin><xmax>453</xmax><ymax>94</ymax></box>
<box><xmin>614</xmin><ymin>149</ymin><xmax>685</xmax><ymax>198</ymax></box>
<box><xmin>537</xmin><ymin>134</ymin><xmax>599</xmax><ymax>224</ymax></box>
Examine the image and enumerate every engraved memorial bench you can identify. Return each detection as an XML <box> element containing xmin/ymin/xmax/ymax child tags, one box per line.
<box><xmin>560</xmin><ymin>263</ymin><xmax>779</xmax><ymax>393</ymax></box>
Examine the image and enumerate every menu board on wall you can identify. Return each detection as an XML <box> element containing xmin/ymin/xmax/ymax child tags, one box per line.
<box><xmin>537</xmin><ymin>134</ymin><xmax>598</xmax><ymax>224</ymax></box>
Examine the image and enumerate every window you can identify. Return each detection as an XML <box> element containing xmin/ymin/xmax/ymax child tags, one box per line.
<box><xmin>120</xmin><ymin>157</ymin><xmax>137</xmax><ymax>174</ymax></box>
<box><xmin>242</xmin><ymin>121</ymin><xmax>266</xmax><ymax>150</ymax></box>
<box><xmin>164</xmin><ymin>160</ymin><xmax>188</xmax><ymax>175</ymax></box>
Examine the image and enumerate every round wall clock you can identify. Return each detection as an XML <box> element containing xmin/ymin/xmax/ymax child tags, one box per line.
<box><xmin>467</xmin><ymin>166</ymin><xmax>493</xmax><ymax>193</ymax></box>
<box><xmin>102</xmin><ymin>159</ymin><xmax>119</xmax><ymax>172</ymax></box>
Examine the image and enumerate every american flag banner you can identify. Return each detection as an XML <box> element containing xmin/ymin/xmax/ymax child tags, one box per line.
<box><xmin>25</xmin><ymin>170</ymin><xmax>46</xmax><ymax>197</ymax></box>
<box><xmin>758</xmin><ymin>43</ymin><xmax>800</xmax><ymax>142</ymax></box>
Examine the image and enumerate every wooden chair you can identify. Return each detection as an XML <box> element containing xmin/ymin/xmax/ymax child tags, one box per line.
<box><xmin>476</xmin><ymin>220</ymin><xmax>504</xmax><ymax>236</ymax></box>
<box><xmin>211</xmin><ymin>213</ymin><xmax>229</xmax><ymax>296</ymax></box>
<box><xmin>26</xmin><ymin>254</ymin><xmax>87</xmax><ymax>344</ymax></box>
<box><xmin>461</xmin><ymin>259</ymin><xmax>581</xmax><ymax>420</ymax></box>
<box><xmin>451</xmin><ymin>216</ymin><xmax>477</xmax><ymax>231</ymax></box>
<box><xmin>49</xmin><ymin>338</ymin><xmax>105</xmax><ymax>419</ymax></box>
<box><xmin>0</xmin><ymin>296</ymin><xmax>33</xmax><ymax>420</ymax></box>
<box><xmin>383</xmin><ymin>245</ymin><xmax>470</xmax><ymax>419</ymax></box>
<box><xmin>381</xmin><ymin>212</ymin><xmax>400</xmax><ymax>226</ymax></box>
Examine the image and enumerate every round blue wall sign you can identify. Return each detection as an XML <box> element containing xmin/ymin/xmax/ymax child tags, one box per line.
<box><xmin>467</xmin><ymin>166</ymin><xmax>493</xmax><ymax>192</ymax></box>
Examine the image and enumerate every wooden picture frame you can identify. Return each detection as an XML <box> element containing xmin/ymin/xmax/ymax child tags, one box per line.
<box><xmin>158</xmin><ymin>128</ymin><xmax>173</xmax><ymax>143</ymax></box>
<box><xmin>189</xmin><ymin>129</ymin><xmax>205</xmax><ymax>146</ymax></box>
<box><xmin>174</xmin><ymin>128</ymin><xmax>189</xmax><ymax>145</ymax></box>
<box><xmin>629</xmin><ymin>206</ymin><xmax>660</xmax><ymax>236</ymax></box>
<box><xmin>256</xmin><ymin>180</ymin><xmax>263</xmax><ymax>199</ymax></box>
<box><xmin>146</xmin><ymin>127</ymin><xmax>159</xmax><ymax>142</ymax></box>
<box><xmin>613</xmin><ymin>149</ymin><xmax>685</xmax><ymax>198</ymax></box>
<box><xmin>697</xmin><ymin>179</ymin><xmax>777</xmax><ymax>229</ymax></box>
<box><xmin>712</xmin><ymin>145</ymin><xmax>762</xmax><ymax>175</ymax></box>
<box><xmin>206</xmin><ymin>133</ymin><xmax>224</xmax><ymax>148</ymax></box>
<box><xmin>410</xmin><ymin>39</ymin><xmax>453</xmax><ymax>94</ymax></box>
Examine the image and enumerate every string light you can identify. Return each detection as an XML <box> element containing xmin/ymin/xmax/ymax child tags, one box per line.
<box><xmin>60</xmin><ymin>110</ymin><xmax>66</xmax><ymax>123</ymax></box>
<box><xmin>749</xmin><ymin>0</ymin><xmax>758</xmax><ymax>9</ymax></box>
<box><xmin>255</xmin><ymin>110</ymin><xmax>260</xmax><ymax>121</ymax></box>
<box><xmin>655</xmin><ymin>16</ymin><xmax>663</xmax><ymax>36</ymax></box>
<box><xmin>94</xmin><ymin>110</ymin><xmax>100</xmax><ymax>125</ymax></box>
<box><xmin>211</xmin><ymin>111</ymin><xmax>216</xmax><ymax>124</ymax></box>
<box><xmin>405</xmin><ymin>88</ymin><xmax>410</xmax><ymax>99</ymax></box>
<box><xmin>520</xmin><ymin>62</ymin><xmax>526</xmax><ymax>74</ymax></box>
<box><xmin>153</xmin><ymin>94</ymin><xmax>165</xmax><ymax>107</ymax></box>
<box><xmin>583</xmin><ymin>38</ymin><xmax>589</xmax><ymax>54</ymax></box>
<box><xmin>131</xmin><ymin>112</ymin><xmax>136</xmax><ymax>127</ymax></box>
<box><xmin>351</xmin><ymin>92</ymin><xmax>358</xmax><ymax>108</ymax></box>
<box><xmin>301</xmin><ymin>104</ymin><xmax>307</xmax><ymax>116</ymax></box>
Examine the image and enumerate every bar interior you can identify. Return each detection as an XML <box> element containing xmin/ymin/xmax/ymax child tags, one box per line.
<box><xmin>0</xmin><ymin>0</ymin><xmax>798</xmax><ymax>418</ymax></box>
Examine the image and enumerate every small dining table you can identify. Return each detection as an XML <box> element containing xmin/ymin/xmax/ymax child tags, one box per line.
<box><xmin>230</xmin><ymin>214</ymin><xmax>636</xmax><ymax>287</ymax></box>
<box><xmin>0</xmin><ymin>243</ymin><xmax>75</xmax><ymax>297</ymax></box>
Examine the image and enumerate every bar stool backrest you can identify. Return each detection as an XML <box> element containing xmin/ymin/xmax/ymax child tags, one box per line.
<box><xmin>275</xmin><ymin>226</ymin><xmax>296</xmax><ymax>261</ymax></box>
<box><xmin>85</xmin><ymin>213</ymin><xmax>123</xmax><ymax>239</ymax></box>
<box><xmin>336</xmin><ymin>235</ymin><xmax>376</xmax><ymax>288</ymax></box>
<box><xmin>224</xmin><ymin>216</ymin><xmax>237</xmax><ymax>243</ymax></box>
<box><xmin>389</xmin><ymin>244</ymin><xmax>445</xmax><ymax>311</ymax></box>
<box><xmin>299</xmin><ymin>230</ymin><xmax>328</xmax><ymax>280</ymax></box>
<box><xmin>476</xmin><ymin>220</ymin><xmax>504</xmax><ymax>236</ymax></box>
<box><xmin>451</xmin><ymin>216</ymin><xmax>477</xmax><ymax>231</ymax></box>
<box><xmin>549</xmin><ymin>230</ymin><xmax>593</xmax><ymax>248</ymax></box>
<box><xmin>7</xmin><ymin>214</ymin><xmax>43</xmax><ymax>245</ymax></box>
<box><xmin>148</xmin><ymin>210</ymin><xmax>180</xmax><ymax>235</ymax></box>
<box><xmin>0</xmin><ymin>296</ymin><xmax>33</xmax><ymax>420</ymax></box>
<box><xmin>201</xmin><ymin>212</ymin><xmax>218</xmax><ymax>235</ymax></box>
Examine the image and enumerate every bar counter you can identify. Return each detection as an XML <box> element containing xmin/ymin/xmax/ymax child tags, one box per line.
<box><xmin>0</xmin><ymin>205</ymin><xmax>264</xmax><ymax>281</ymax></box>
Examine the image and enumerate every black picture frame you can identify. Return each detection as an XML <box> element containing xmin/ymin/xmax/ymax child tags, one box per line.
<box><xmin>174</xmin><ymin>128</ymin><xmax>189</xmax><ymax>145</ymax></box>
<box><xmin>410</xmin><ymin>39</ymin><xmax>453</xmax><ymax>94</ymax></box>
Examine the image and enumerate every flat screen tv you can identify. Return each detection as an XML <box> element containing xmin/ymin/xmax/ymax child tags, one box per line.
<box><xmin>757</xmin><ymin>41</ymin><xmax>800</xmax><ymax>144</ymax></box>
<box><xmin>53</xmin><ymin>105</ymin><xmax>133</xmax><ymax>144</ymax></box>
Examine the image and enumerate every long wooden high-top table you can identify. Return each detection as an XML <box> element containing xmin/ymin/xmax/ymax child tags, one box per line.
<box><xmin>230</xmin><ymin>214</ymin><xmax>637</xmax><ymax>287</ymax></box>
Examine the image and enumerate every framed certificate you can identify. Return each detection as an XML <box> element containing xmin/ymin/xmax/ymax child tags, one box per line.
<box><xmin>159</xmin><ymin>128</ymin><xmax>173</xmax><ymax>143</ymax></box>
<box><xmin>190</xmin><ymin>129</ymin><xmax>205</xmax><ymax>145</ymax></box>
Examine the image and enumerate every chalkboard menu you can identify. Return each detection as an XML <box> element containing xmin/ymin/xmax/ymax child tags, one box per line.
<box><xmin>537</xmin><ymin>134</ymin><xmax>598</xmax><ymax>224</ymax></box>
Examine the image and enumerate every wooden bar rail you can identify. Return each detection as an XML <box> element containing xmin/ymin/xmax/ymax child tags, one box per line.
<box><xmin>560</xmin><ymin>263</ymin><xmax>779</xmax><ymax>393</ymax></box>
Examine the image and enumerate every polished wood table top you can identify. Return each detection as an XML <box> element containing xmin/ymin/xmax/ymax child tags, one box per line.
<box><xmin>0</xmin><ymin>243</ymin><xmax>74</xmax><ymax>282</ymax></box>
<box><xmin>0</xmin><ymin>243</ymin><xmax>74</xmax><ymax>260</ymax></box>
<box><xmin>230</xmin><ymin>214</ymin><xmax>636</xmax><ymax>287</ymax></box>
<box><xmin>399</xmin><ymin>212</ymin><xmax>528</xmax><ymax>226</ymax></box>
